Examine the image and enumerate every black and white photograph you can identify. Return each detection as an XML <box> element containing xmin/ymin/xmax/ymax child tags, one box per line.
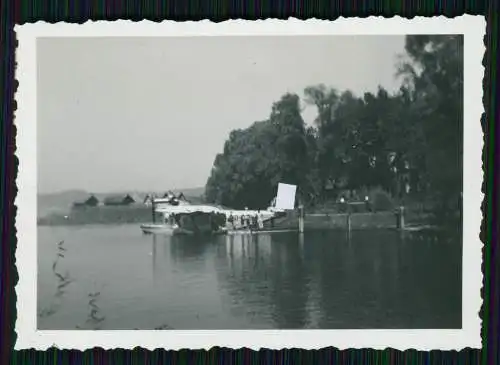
<box><xmin>15</xmin><ymin>18</ymin><xmax>483</xmax><ymax>350</ymax></box>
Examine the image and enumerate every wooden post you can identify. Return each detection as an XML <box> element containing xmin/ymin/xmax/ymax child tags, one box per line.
<box><xmin>298</xmin><ymin>231</ymin><xmax>305</xmax><ymax>252</ymax></box>
<box><xmin>152</xmin><ymin>200</ymin><xmax>156</xmax><ymax>223</ymax></box>
<box><xmin>396</xmin><ymin>205</ymin><xmax>405</xmax><ymax>230</ymax></box>
<box><xmin>400</xmin><ymin>206</ymin><xmax>405</xmax><ymax>230</ymax></box>
<box><xmin>298</xmin><ymin>205</ymin><xmax>305</xmax><ymax>233</ymax></box>
<box><xmin>346</xmin><ymin>202</ymin><xmax>352</xmax><ymax>233</ymax></box>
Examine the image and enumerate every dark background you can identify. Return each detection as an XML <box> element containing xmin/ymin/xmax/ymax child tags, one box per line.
<box><xmin>1</xmin><ymin>1</ymin><xmax>498</xmax><ymax>364</ymax></box>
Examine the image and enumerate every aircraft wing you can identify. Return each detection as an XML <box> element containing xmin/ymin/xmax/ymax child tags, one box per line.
<box><xmin>155</xmin><ymin>205</ymin><xmax>223</xmax><ymax>215</ymax></box>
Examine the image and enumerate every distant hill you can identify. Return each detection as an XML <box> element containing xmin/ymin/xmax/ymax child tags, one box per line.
<box><xmin>37</xmin><ymin>187</ymin><xmax>206</xmax><ymax>218</ymax></box>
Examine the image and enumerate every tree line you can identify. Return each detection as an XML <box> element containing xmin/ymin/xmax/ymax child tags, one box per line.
<box><xmin>205</xmin><ymin>35</ymin><xmax>463</xmax><ymax>218</ymax></box>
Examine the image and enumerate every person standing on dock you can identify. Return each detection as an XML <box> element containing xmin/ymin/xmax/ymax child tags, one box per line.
<box><xmin>252</xmin><ymin>214</ymin><xmax>258</xmax><ymax>230</ymax></box>
<box><xmin>228</xmin><ymin>213</ymin><xmax>235</xmax><ymax>230</ymax></box>
<box><xmin>257</xmin><ymin>212</ymin><xmax>264</xmax><ymax>229</ymax></box>
<box><xmin>244</xmin><ymin>207</ymin><xmax>250</xmax><ymax>229</ymax></box>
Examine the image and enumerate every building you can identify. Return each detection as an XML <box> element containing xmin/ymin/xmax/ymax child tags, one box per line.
<box><xmin>72</xmin><ymin>195</ymin><xmax>99</xmax><ymax>208</ymax></box>
<box><xmin>103</xmin><ymin>194</ymin><xmax>136</xmax><ymax>206</ymax></box>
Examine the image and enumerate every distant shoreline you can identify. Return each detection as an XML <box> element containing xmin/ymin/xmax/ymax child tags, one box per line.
<box><xmin>38</xmin><ymin>204</ymin><xmax>154</xmax><ymax>226</ymax></box>
<box><xmin>37</xmin><ymin>188</ymin><xmax>205</xmax><ymax>219</ymax></box>
<box><xmin>38</xmin><ymin>206</ymin><xmax>434</xmax><ymax>231</ymax></box>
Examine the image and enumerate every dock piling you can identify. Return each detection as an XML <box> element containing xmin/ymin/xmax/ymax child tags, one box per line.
<box><xmin>396</xmin><ymin>206</ymin><xmax>405</xmax><ymax>230</ymax></box>
<box><xmin>345</xmin><ymin>202</ymin><xmax>352</xmax><ymax>233</ymax></box>
<box><xmin>298</xmin><ymin>205</ymin><xmax>305</xmax><ymax>233</ymax></box>
<box><xmin>152</xmin><ymin>200</ymin><xmax>156</xmax><ymax>223</ymax></box>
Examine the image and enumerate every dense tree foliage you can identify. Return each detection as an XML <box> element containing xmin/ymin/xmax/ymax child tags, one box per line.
<box><xmin>205</xmin><ymin>35</ymin><xmax>463</xmax><ymax>215</ymax></box>
<box><xmin>398</xmin><ymin>35</ymin><xmax>463</xmax><ymax>208</ymax></box>
<box><xmin>205</xmin><ymin>94</ymin><xmax>311</xmax><ymax>209</ymax></box>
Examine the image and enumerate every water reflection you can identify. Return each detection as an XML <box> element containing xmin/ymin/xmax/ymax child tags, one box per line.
<box><xmin>38</xmin><ymin>225</ymin><xmax>462</xmax><ymax>330</ymax></box>
<box><xmin>214</xmin><ymin>229</ymin><xmax>460</xmax><ymax>329</ymax></box>
<box><xmin>152</xmin><ymin>235</ymin><xmax>157</xmax><ymax>281</ymax></box>
<box><xmin>213</xmin><ymin>232</ymin><xmax>308</xmax><ymax>328</ymax></box>
<box><xmin>170</xmin><ymin>234</ymin><xmax>212</xmax><ymax>261</ymax></box>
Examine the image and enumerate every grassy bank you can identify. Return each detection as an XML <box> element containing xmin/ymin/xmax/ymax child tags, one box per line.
<box><xmin>267</xmin><ymin>210</ymin><xmax>432</xmax><ymax>231</ymax></box>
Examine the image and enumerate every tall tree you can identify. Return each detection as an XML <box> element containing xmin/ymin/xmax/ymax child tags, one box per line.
<box><xmin>398</xmin><ymin>35</ymin><xmax>463</xmax><ymax>209</ymax></box>
<box><xmin>205</xmin><ymin>93</ymin><xmax>311</xmax><ymax>209</ymax></box>
<box><xmin>206</xmin><ymin>35</ymin><xmax>463</xmax><ymax>215</ymax></box>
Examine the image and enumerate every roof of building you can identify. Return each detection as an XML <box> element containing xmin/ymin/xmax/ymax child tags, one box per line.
<box><xmin>103</xmin><ymin>194</ymin><xmax>136</xmax><ymax>204</ymax></box>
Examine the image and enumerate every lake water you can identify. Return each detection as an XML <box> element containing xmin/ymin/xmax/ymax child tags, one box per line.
<box><xmin>37</xmin><ymin>224</ymin><xmax>462</xmax><ymax>330</ymax></box>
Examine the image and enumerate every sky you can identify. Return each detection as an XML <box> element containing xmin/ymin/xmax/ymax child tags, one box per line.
<box><xmin>37</xmin><ymin>35</ymin><xmax>406</xmax><ymax>194</ymax></box>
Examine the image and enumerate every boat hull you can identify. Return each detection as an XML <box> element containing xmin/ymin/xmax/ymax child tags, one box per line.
<box><xmin>140</xmin><ymin>224</ymin><xmax>227</xmax><ymax>236</ymax></box>
<box><xmin>140</xmin><ymin>224</ymin><xmax>193</xmax><ymax>235</ymax></box>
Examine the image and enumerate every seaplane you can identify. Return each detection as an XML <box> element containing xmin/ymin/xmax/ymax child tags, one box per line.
<box><xmin>139</xmin><ymin>184</ymin><xmax>295</xmax><ymax>235</ymax></box>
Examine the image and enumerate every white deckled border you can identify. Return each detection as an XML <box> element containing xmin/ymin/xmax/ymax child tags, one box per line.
<box><xmin>14</xmin><ymin>16</ymin><xmax>485</xmax><ymax>350</ymax></box>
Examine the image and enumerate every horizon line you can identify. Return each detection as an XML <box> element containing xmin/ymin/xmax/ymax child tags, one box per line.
<box><xmin>37</xmin><ymin>186</ymin><xmax>206</xmax><ymax>196</ymax></box>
